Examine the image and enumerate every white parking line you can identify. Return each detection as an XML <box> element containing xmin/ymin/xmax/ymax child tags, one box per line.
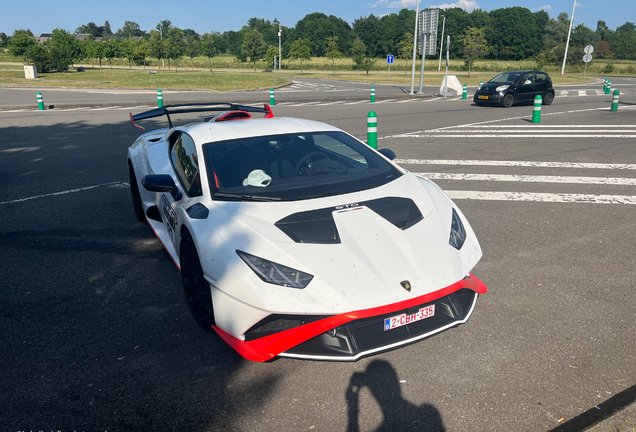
<box><xmin>395</xmin><ymin>159</ymin><xmax>636</xmax><ymax>170</ymax></box>
<box><xmin>445</xmin><ymin>190</ymin><xmax>636</xmax><ymax>205</ymax></box>
<box><xmin>415</xmin><ymin>172</ymin><xmax>636</xmax><ymax>186</ymax></box>
<box><xmin>392</xmin><ymin>134</ymin><xmax>636</xmax><ymax>138</ymax></box>
<box><xmin>1</xmin><ymin>181</ymin><xmax>126</xmax><ymax>205</ymax></box>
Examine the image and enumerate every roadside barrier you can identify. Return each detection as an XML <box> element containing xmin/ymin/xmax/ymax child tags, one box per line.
<box><xmin>478</xmin><ymin>81</ymin><xmax>483</xmax><ymax>90</ymax></box>
<box><xmin>611</xmin><ymin>89</ymin><xmax>620</xmax><ymax>112</ymax></box>
<box><xmin>606</xmin><ymin>80</ymin><xmax>611</xmax><ymax>95</ymax></box>
<box><xmin>462</xmin><ymin>84</ymin><xmax>467</xmax><ymax>99</ymax></box>
<box><xmin>532</xmin><ymin>95</ymin><xmax>542</xmax><ymax>123</ymax></box>
<box><xmin>270</xmin><ymin>88</ymin><xmax>275</xmax><ymax>106</ymax></box>
<box><xmin>157</xmin><ymin>89</ymin><xmax>163</xmax><ymax>108</ymax></box>
<box><xmin>367</xmin><ymin>111</ymin><xmax>378</xmax><ymax>149</ymax></box>
<box><xmin>370</xmin><ymin>86</ymin><xmax>376</xmax><ymax>103</ymax></box>
<box><xmin>37</xmin><ymin>92</ymin><xmax>44</xmax><ymax>110</ymax></box>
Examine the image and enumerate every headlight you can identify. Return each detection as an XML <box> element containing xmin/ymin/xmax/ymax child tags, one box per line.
<box><xmin>496</xmin><ymin>85</ymin><xmax>509</xmax><ymax>92</ymax></box>
<box><xmin>449</xmin><ymin>208</ymin><xmax>466</xmax><ymax>250</ymax></box>
<box><xmin>237</xmin><ymin>250</ymin><xmax>313</xmax><ymax>288</ymax></box>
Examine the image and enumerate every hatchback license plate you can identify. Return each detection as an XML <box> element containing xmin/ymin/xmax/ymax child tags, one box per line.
<box><xmin>479</xmin><ymin>95</ymin><xmax>489</xmax><ymax>99</ymax></box>
<box><xmin>384</xmin><ymin>305</ymin><xmax>435</xmax><ymax>331</ymax></box>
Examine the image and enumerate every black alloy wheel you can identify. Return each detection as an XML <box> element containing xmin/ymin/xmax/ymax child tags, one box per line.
<box><xmin>502</xmin><ymin>93</ymin><xmax>515</xmax><ymax>108</ymax></box>
<box><xmin>129</xmin><ymin>163</ymin><xmax>145</xmax><ymax>222</ymax></box>
<box><xmin>180</xmin><ymin>232</ymin><xmax>215</xmax><ymax>328</ymax></box>
<box><xmin>542</xmin><ymin>92</ymin><xmax>554</xmax><ymax>105</ymax></box>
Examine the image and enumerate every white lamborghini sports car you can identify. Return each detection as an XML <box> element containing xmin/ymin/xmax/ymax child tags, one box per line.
<box><xmin>127</xmin><ymin>103</ymin><xmax>487</xmax><ymax>362</ymax></box>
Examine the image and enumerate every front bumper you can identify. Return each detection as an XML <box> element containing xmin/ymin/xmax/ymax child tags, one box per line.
<box><xmin>473</xmin><ymin>92</ymin><xmax>504</xmax><ymax>104</ymax></box>
<box><xmin>212</xmin><ymin>274</ymin><xmax>487</xmax><ymax>362</ymax></box>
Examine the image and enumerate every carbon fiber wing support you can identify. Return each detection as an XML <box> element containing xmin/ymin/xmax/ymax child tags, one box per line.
<box><xmin>130</xmin><ymin>103</ymin><xmax>273</xmax><ymax>129</ymax></box>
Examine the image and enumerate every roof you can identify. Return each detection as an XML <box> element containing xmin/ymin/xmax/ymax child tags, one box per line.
<box><xmin>182</xmin><ymin>117</ymin><xmax>342</xmax><ymax>146</ymax></box>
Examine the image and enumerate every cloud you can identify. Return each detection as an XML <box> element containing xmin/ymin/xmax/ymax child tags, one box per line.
<box><xmin>428</xmin><ymin>0</ymin><xmax>481</xmax><ymax>11</ymax></box>
<box><xmin>575</xmin><ymin>1</ymin><xmax>583</xmax><ymax>6</ymax></box>
<box><xmin>532</xmin><ymin>5</ymin><xmax>552</xmax><ymax>12</ymax></box>
<box><xmin>370</xmin><ymin>0</ymin><xmax>415</xmax><ymax>8</ymax></box>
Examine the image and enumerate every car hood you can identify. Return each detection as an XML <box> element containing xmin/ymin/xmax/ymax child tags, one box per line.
<box><xmin>480</xmin><ymin>82</ymin><xmax>511</xmax><ymax>92</ymax></box>
<box><xmin>192</xmin><ymin>173</ymin><xmax>482</xmax><ymax>317</ymax></box>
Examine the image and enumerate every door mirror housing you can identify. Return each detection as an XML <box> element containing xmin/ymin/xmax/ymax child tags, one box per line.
<box><xmin>378</xmin><ymin>148</ymin><xmax>396</xmax><ymax>161</ymax></box>
<box><xmin>142</xmin><ymin>174</ymin><xmax>182</xmax><ymax>200</ymax></box>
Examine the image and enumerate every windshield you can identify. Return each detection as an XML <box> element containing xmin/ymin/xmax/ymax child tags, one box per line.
<box><xmin>203</xmin><ymin>131</ymin><xmax>402</xmax><ymax>201</ymax></box>
<box><xmin>489</xmin><ymin>72</ymin><xmax>524</xmax><ymax>83</ymax></box>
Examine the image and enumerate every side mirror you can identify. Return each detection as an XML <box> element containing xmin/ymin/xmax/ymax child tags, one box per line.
<box><xmin>142</xmin><ymin>174</ymin><xmax>182</xmax><ymax>200</ymax></box>
<box><xmin>378</xmin><ymin>148</ymin><xmax>396</xmax><ymax>161</ymax></box>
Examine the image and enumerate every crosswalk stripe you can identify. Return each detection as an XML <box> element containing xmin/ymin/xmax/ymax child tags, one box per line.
<box><xmin>444</xmin><ymin>190</ymin><xmax>636</xmax><ymax>205</ymax></box>
<box><xmin>414</xmin><ymin>172</ymin><xmax>636</xmax><ymax>186</ymax></box>
<box><xmin>578</xmin><ymin>90</ymin><xmax>586</xmax><ymax>96</ymax></box>
<box><xmin>393</xmin><ymin>134</ymin><xmax>636</xmax><ymax>138</ymax></box>
<box><xmin>395</xmin><ymin>159</ymin><xmax>636</xmax><ymax>170</ymax></box>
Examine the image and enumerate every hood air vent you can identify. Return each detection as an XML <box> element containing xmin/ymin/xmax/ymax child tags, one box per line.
<box><xmin>276</xmin><ymin>197</ymin><xmax>423</xmax><ymax>244</ymax></box>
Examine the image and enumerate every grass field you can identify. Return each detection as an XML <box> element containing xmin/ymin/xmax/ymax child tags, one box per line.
<box><xmin>0</xmin><ymin>67</ymin><xmax>290</xmax><ymax>91</ymax></box>
<box><xmin>1</xmin><ymin>50</ymin><xmax>633</xmax><ymax>89</ymax></box>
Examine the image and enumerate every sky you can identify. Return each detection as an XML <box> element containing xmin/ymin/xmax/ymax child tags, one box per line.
<box><xmin>1</xmin><ymin>0</ymin><xmax>634</xmax><ymax>36</ymax></box>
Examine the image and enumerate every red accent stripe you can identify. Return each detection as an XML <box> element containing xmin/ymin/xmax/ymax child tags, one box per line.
<box><xmin>263</xmin><ymin>104</ymin><xmax>274</xmax><ymax>118</ymax></box>
<box><xmin>212</xmin><ymin>274</ymin><xmax>487</xmax><ymax>362</ymax></box>
<box><xmin>145</xmin><ymin>215</ymin><xmax>181</xmax><ymax>271</ymax></box>
<box><xmin>130</xmin><ymin>112</ymin><xmax>145</xmax><ymax>130</ymax></box>
<box><xmin>214</xmin><ymin>171</ymin><xmax>220</xmax><ymax>189</ymax></box>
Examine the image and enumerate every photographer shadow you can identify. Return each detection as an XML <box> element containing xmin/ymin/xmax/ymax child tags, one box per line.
<box><xmin>346</xmin><ymin>360</ymin><xmax>446</xmax><ymax>432</ymax></box>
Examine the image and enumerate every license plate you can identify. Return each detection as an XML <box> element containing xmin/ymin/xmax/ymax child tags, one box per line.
<box><xmin>384</xmin><ymin>305</ymin><xmax>435</xmax><ymax>331</ymax></box>
<box><xmin>479</xmin><ymin>95</ymin><xmax>489</xmax><ymax>99</ymax></box>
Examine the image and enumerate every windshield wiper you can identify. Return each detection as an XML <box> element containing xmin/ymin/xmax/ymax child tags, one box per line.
<box><xmin>213</xmin><ymin>192</ymin><xmax>281</xmax><ymax>201</ymax></box>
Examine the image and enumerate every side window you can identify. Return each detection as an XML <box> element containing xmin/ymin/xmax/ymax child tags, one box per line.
<box><xmin>536</xmin><ymin>73</ymin><xmax>548</xmax><ymax>84</ymax></box>
<box><xmin>170</xmin><ymin>132</ymin><xmax>202</xmax><ymax>197</ymax></box>
<box><xmin>521</xmin><ymin>74</ymin><xmax>533</xmax><ymax>85</ymax></box>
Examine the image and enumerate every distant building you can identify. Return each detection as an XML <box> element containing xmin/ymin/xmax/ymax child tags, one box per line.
<box><xmin>37</xmin><ymin>33</ymin><xmax>52</xmax><ymax>44</ymax></box>
<box><xmin>75</xmin><ymin>33</ymin><xmax>91</xmax><ymax>40</ymax></box>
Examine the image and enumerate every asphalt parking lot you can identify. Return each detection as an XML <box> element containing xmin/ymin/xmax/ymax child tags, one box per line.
<box><xmin>1</xmin><ymin>79</ymin><xmax>635</xmax><ymax>431</ymax></box>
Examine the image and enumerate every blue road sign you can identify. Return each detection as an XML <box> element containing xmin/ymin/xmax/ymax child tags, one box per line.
<box><xmin>387</xmin><ymin>55</ymin><xmax>394</xmax><ymax>64</ymax></box>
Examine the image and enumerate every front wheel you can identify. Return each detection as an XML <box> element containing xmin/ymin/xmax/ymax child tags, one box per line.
<box><xmin>501</xmin><ymin>94</ymin><xmax>514</xmax><ymax>108</ymax></box>
<box><xmin>180</xmin><ymin>232</ymin><xmax>215</xmax><ymax>328</ymax></box>
<box><xmin>542</xmin><ymin>92</ymin><xmax>554</xmax><ymax>105</ymax></box>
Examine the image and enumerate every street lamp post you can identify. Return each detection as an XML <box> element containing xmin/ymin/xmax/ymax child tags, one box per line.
<box><xmin>561</xmin><ymin>0</ymin><xmax>577</xmax><ymax>76</ymax></box>
<box><xmin>438</xmin><ymin>15</ymin><xmax>445</xmax><ymax>71</ymax></box>
<box><xmin>410</xmin><ymin>0</ymin><xmax>421</xmax><ymax>95</ymax></box>
<box><xmin>278</xmin><ymin>24</ymin><xmax>282</xmax><ymax>70</ymax></box>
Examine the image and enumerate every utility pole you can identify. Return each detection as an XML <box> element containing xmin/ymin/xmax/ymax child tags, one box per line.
<box><xmin>561</xmin><ymin>0</ymin><xmax>576</xmax><ymax>76</ymax></box>
<box><xmin>278</xmin><ymin>24</ymin><xmax>282</xmax><ymax>70</ymax></box>
<box><xmin>438</xmin><ymin>15</ymin><xmax>445</xmax><ymax>71</ymax></box>
<box><xmin>409</xmin><ymin>0</ymin><xmax>421</xmax><ymax>95</ymax></box>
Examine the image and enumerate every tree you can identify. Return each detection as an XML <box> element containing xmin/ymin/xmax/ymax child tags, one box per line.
<box><xmin>75</xmin><ymin>22</ymin><xmax>100</xmax><ymax>37</ymax></box>
<box><xmin>0</xmin><ymin>32</ymin><xmax>9</xmax><ymax>48</ymax></box>
<box><xmin>48</xmin><ymin>28</ymin><xmax>76</xmax><ymax>71</ymax></box>
<box><xmin>156</xmin><ymin>20</ymin><xmax>172</xmax><ymax>38</ymax></box>
<box><xmin>397</xmin><ymin>32</ymin><xmax>413</xmax><ymax>74</ymax></box>
<box><xmin>200</xmin><ymin>34</ymin><xmax>217</xmax><ymax>70</ymax></box>
<box><xmin>149</xmin><ymin>30</ymin><xmax>164</xmax><ymax>69</ymax></box>
<box><xmin>8</xmin><ymin>29</ymin><xmax>36</xmax><ymax>63</ymax></box>
<box><xmin>119</xmin><ymin>21</ymin><xmax>143</xmax><ymax>38</ymax></box>
<box><xmin>121</xmin><ymin>37</ymin><xmax>137</xmax><ymax>69</ymax></box>
<box><xmin>288</xmin><ymin>38</ymin><xmax>311</xmax><ymax>73</ymax></box>
<box><xmin>325</xmin><ymin>35</ymin><xmax>344</xmax><ymax>75</ymax></box>
<box><xmin>184</xmin><ymin>35</ymin><xmax>200</xmax><ymax>69</ymax></box>
<box><xmin>102</xmin><ymin>37</ymin><xmax>121</xmax><ymax>68</ymax></box>
<box><xmin>350</xmin><ymin>39</ymin><xmax>376</xmax><ymax>75</ymax></box>
<box><xmin>265</xmin><ymin>45</ymin><xmax>279</xmax><ymax>68</ymax></box>
<box><xmin>134</xmin><ymin>39</ymin><xmax>150</xmax><ymax>68</ymax></box>
<box><xmin>101</xmin><ymin>21</ymin><xmax>113</xmax><ymax>37</ymax></box>
<box><xmin>597</xmin><ymin>40</ymin><xmax>611</xmax><ymax>58</ymax></box>
<box><xmin>462</xmin><ymin>27</ymin><xmax>488</xmax><ymax>76</ymax></box>
<box><xmin>164</xmin><ymin>27</ymin><xmax>185</xmax><ymax>70</ymax></box>
<box><xmin>242</xmin><ymin>29</ymin><xmax>267</xmax><ymax>71</ymax></box>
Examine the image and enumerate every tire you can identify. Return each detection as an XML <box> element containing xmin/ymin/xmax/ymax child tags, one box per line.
<box><xmin>542</xmin><ymin>92</ymin><xmax>554</xmax><ymax>105</ymax></box>
<box><xmin>180</xmin><ymin>232</ymin><xmax>215</xmax><ymax>328</ymax></box>
<box><xmin>501</xmin><ymin>93</ymin><xmax>514</xmax><ymax>108</ymax></box>
<box><xmin>128</xmin><ymin>163</ymin><xmax>145</xmax><ymax>222</ymax></box>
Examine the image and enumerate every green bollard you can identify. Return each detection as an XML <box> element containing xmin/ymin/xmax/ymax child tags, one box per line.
<box><xmin>606</xmin><ymin>81</ymin><xmax>611</xmax><ymax>95</ymax></box>
<box><xmin>603</xmin><ymin>79</ymin><xmax>607</xmax><ymax>93</ymax></box>
<box><xmin>462</xmin><ymin>84</ymin><xmax>467</xmax><ymax>99</ymax></box>
<box><xmin>157</xmin><ymin>89</ymin><xmax>163</xmax><ymax>107</ymax></box>
<box><xmin>611</xmin><ymin>89</ymin><xmax>620</xmax><ymax>112</ymax></box>
<box><xmin>270</xmin><ymin>88</ymin><xmax>275</xmax><ymax>106</ymax></box>
<box><xmin>532</xmin><ymin>95</ymin><xmax>542</xmax><ymax>123</ymax></box>
<box><xmin>478</xmin><ymin>81</ymin><xmax>483</xmax><ymax>90</ymax></box>
<box><xmin>37</xmin><ymin>92</ymin><xmax>44</xmax><ymax>110</ymax></box>
<box><xmin>370</xmin><ymin>86</ymin><xmax>376</xmax><ymax>103</ymax></box>
<box><xmin>367</xmin><ymin>111</ymin><xmax>378</xmax><ymax>149</ymax></box>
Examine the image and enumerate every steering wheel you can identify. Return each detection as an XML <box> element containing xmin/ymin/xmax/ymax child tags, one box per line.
<box><xmin>295</xmin><ymin>151</ymin><xmax>329</xmax><ymax>176</ymax></box>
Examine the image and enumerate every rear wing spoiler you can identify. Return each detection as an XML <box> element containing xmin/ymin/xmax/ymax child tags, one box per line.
<box><xmin>129</xmin><ymin>103</ymin><xmax>274</xmax><ymax>130</ymax></box>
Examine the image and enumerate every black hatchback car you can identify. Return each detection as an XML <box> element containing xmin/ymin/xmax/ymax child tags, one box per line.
<box><xmin>473</xmin><ymin>70</ymin><xmax>555</xmax><ymax>107</ymax></box>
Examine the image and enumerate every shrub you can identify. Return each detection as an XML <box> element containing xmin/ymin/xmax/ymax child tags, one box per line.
<box><xmin>604</xmin><ymin>63</ymin><xmax>615</xmax><ymax>74</ymax></box>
